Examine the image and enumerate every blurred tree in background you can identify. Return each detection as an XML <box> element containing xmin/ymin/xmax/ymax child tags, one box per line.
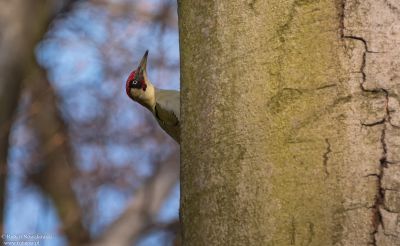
<box><xmin>0</xmin><ymin>0</ymin><xmax>180</xmax><ymax>245</ymax></box>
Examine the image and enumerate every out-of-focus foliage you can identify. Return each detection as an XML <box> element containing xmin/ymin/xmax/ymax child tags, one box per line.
<box><xmin>3</xmin><ymin>0</ymin><xmax>180</xmax><ymax>245</ymax></box>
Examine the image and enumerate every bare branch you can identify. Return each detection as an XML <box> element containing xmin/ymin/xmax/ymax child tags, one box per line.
<box><xmin>92</xmin><ymin>149</ymin><xmax>179</xmax><ymax>246</ymax></box>
<box><xmin>1</xmin><ymin>1</ymin><xmax>180</xmax><ymax>244</ymax></box>
<box><xmin>0</xmin><ymin>0</ymin><xmax>79</xmax><ymax>239</ymax></box>
<box><xmin>27</xmin><ymin>66</ymin><xmax>90</xmax><ymax>245</ymax></box>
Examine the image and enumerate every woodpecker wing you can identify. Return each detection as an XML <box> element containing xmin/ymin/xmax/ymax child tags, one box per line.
<box><xmin>154</xmin><ymin>89</ymin><xmax>180</xmax><ymax>143</ymax></box>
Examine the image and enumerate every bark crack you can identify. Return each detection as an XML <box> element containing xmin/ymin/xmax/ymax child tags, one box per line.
<box><xmin>343</xmin><ymin>33</ymin><xmax>388</xmax><ymax>246</ymax></box>
<box><xmin>340</xmin><ymin>1</ymin><xmax>393</xmax><ymax>244</ymax></box>
<box><xmin>369</xmin><ymin>123</ymin><xmax>388</xmax><ymax>246</ymax></box>
<box><xmin>306</xmin><ymin>222</ymin><xmax>315</xmax><ymax>246</ymax></box>
<box><xmin>322</xmin><ymin>138</ymin><xmax>331</xmax><ymax>178</ymax></box>
<box><xmin>290</xmin><ymin>216</ymin><xmax>296</xmax><ymax>245</ymax></box>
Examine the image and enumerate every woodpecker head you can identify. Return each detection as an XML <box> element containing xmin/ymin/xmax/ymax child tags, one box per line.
<box><xmin>126</xmin><ymin>50</ymin><xmax>155</xmax><ymax>108</ymax></box>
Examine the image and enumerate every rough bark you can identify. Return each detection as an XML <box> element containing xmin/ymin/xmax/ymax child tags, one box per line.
<box><xmin>342</xmin><ymin>0</ymin><xmax>400</xmax><ymax>244</ymax></box>
<box><xmin>179</xmin><ymin>0</ymin><xmax>399</xmax><ymax>245</ymax></box>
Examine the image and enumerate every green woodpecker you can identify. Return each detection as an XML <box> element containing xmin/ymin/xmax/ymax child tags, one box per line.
<box><xmin>125</xmin><ymin>50</ymin><xmax>180</xmax><ymax>143</ymax></box>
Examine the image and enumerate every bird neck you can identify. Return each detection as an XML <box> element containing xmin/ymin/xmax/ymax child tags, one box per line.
<box><xmin>137</xmin><ymin>81</ymin><xmax>156</xmax><ymax>112</ymax></box>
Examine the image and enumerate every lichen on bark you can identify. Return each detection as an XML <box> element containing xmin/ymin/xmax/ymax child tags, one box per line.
<box><xmin>179</xmin><ymin>0</ymin><xmax>400</xmax><ymax>245</ymax></box>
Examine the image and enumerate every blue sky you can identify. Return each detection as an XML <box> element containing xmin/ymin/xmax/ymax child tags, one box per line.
<box><xmin>5</xmin><ymin>1</ymin><xmax>180</xmax><ymax>245</ymax></box>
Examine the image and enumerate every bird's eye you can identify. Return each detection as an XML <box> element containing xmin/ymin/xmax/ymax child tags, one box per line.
<box><xmin>132</xmin><ymin>80</ymin><xmax>138</xmax><ymax>85</ymax></box>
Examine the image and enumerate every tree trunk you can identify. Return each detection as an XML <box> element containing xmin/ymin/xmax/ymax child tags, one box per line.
<box><xmin>179</xmin><ymin>0</ymin><xmax>400</xmax><ymax>245</ymax></box>
<box><xmin>0</xmin><ymin>0</ymin><xmax>54</xmax><ymax>238</ymax></box>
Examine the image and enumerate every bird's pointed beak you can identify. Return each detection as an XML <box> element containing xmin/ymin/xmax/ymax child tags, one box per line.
<box><xmin>137</xmin><ymin>50</ymin><xmax>148</xmax><ymax>76</ymax></box>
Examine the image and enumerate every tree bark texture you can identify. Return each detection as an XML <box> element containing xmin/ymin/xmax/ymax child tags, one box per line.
<box><xmin>179</xmin><ymin>0</ymin><xmax>400</xmax><ymax>245</ymax></box>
